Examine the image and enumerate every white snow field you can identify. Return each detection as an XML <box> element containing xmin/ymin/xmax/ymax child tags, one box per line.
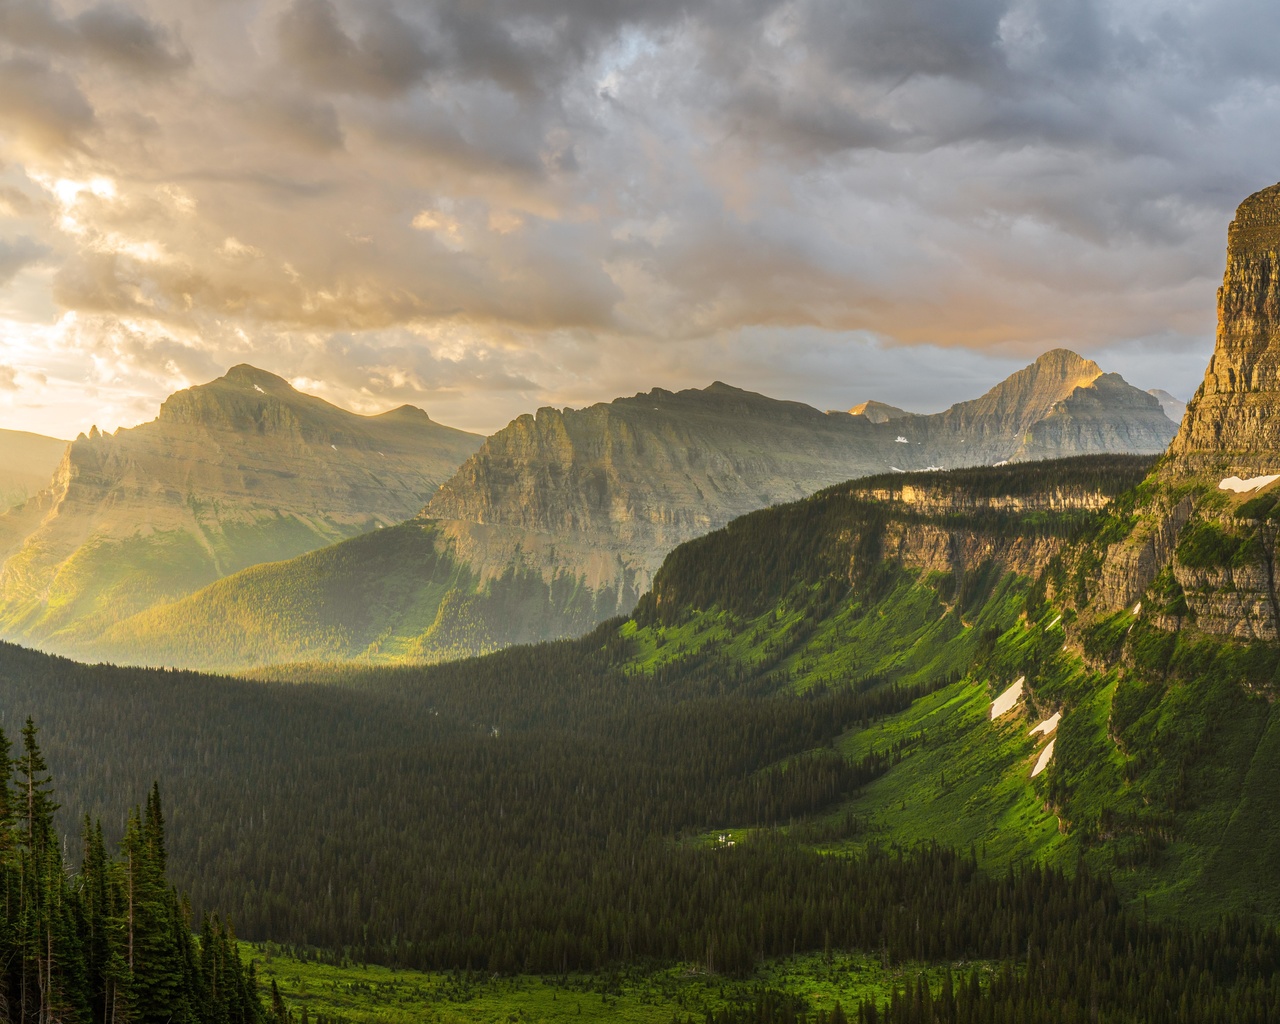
<box><xmin>1030</xmin><ymin>712</ymin><xmax>1061</xmax><ymax>737</ymax></box>
<box><xmin>1031</xmin><ymin>739</ymin><xmax>1056</xmax><ymax>778</ymax></box>
<box><xmin>990</xmin><ymin>677</ymin><xmax>1025</xmax><ymax>720</ymax></box>
<box><xmin>1219</xmin><ymin>474</ymin><xmax>1280</xmax><ymax>493</ymax></box>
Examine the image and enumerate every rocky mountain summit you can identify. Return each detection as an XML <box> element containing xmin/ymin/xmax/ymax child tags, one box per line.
<box><xmin>844</xmin><ymin>350</ymin><xmax>1177</xmax><ymax>466</ymax></box>
<box><xmin>0</xmin><ymin>365</ymin><xmax>481</xmax><ymax>650</ymax></box>
<box><xmin>848</xmin><ymin>400</ymin><xmax>912</xmax><ymax>422</ymax></box>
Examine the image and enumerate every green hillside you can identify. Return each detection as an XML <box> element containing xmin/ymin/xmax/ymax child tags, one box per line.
<box><xmin>95</xmin><ymin>455</ymin><xmax>1151</xmax><ymax>670</ymax></box>
<box><xmin>93</xmin><ymin>520</ymin><xmax>616</xmax><ymax>667</ymax></box>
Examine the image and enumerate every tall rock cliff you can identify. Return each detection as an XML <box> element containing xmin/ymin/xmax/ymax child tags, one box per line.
<box><xmin>1168</xmin><ymin>182</ymin><xmax>1280</xmax><ymax>474</ymax></box>
<box><xmin>0</xmin><ymin>365</ymin><xmax>482</xmax><ymax>648</ymax></box>
<box><xmin>1090</xmin><ymin>182</ymin><xmax>1280</xmax><ymax>636</ymax></box>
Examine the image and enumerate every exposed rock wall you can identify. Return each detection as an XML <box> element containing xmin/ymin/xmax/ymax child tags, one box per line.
<box><xmin>1174</xmin><ymin>559</ymin><xmax>1277</xmax><ymax>640</ymax></box>
<box><xmin>1169</xmin><ymin>182</ymin><xmax>1280</xmax><ymax>475</ymax></box>
<box><xmin>1098</xmin><ymin>494</ymin><xmax>1195</xmax><ymax>610</ymax></box>
<box><xmin>880</xmin><ymin>521</ymin><xmax>1065</xmax><ymax>581</ymax></box>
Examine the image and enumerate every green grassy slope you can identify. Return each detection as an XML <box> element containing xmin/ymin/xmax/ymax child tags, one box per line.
<box><xmin>582</xmin><ymin>455</ymin><xmax>1280</xmax><ymax>920</ymax></box>
<box><xmin>92</xmin><ymin>522</ymin><xmax>615</xmax><ymax>668</ymax></box>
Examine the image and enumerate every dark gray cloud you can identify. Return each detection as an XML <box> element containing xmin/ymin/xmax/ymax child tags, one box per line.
<box><xmin>277</xmin><ymin>0</ymin><xmax>430</xmax><ymax>96</ymax></box>
<box><xmin>0</xmin><ymin>0</ymin><xmax>187</xmax><ymax>75</ymax></box>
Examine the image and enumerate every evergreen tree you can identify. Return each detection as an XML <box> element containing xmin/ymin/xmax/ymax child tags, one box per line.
<box><xmin>0</xmin><ymin>720</ymin><xmax>263</xmax><ymax>1024</ymax></box>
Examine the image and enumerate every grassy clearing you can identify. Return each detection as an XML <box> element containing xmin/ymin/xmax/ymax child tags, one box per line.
<box><xmin>249</xmin><ymin>945</ymin><xmax>996</xmax><ymax>1024</ymax></box>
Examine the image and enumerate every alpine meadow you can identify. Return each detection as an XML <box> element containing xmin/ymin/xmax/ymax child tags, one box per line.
<box><xmin>5</xmin><ymin>2</ymin><xmax>1280</xmax><ymax>1022</ymax></box>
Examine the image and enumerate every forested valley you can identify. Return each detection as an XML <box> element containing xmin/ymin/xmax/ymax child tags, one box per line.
<box><xmin>4</xmin><ymin>456</ymin><xmax>1280</xmax><ymax>1021</ymax></box>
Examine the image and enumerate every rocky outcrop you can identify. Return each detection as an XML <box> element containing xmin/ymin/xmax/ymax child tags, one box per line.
<box><xmin>0</xmin><ymin>365</ymin><xmax>482</xmax><ymax>649</ymax></box>
<box><xmin>881</xmin><ymin>521</ymin><xmax>1066</xmax><ymax>581</ymax></box>
<box><xmin>1097</xmin><ymin>494</ymin><xmax>1195</xmax><ymax>610</ymax></box>
<box><xmin>1174</xmin><ymin>559</ymin><xmax>1276</xmax><ymax>640</ymax></box>
<box><xmin>857</xmin><ymin>482</ymin><xmax>1118</xmax><ymax>514</ymax></box>
<box><xmin>1093</xmin><ymin>182</ymin><xmax>1280</xmax><ymax>635</ymax></box>
<box><xmin>1168</xmin><ymin>182</ymin><xmax>1280</xmax><ymax>475</ymax></box>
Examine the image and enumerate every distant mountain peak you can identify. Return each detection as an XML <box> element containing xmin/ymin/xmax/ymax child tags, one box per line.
<box><xmin>222</xmin><ymin>364</ymin><xmax>292</xmax><ymax>387</ymax></box>
<box><xmin>1030</xmin><ymin>348</ymin><xmax>1103</xmax><ymax>375</ymax></box>
<box><xmin>375</xmin><ymin>404</ymin><xmax>432</xmax><ymax>422</ymax></box>
<box><xmin>1147</xmin><ymin>389</ymin><xmax>1186</xmax><ymax>425</ymax></box>
<box><xmin>848</xmin><ymin>400</ymin><xmax>912</xmax><ymax>423</ymax></box>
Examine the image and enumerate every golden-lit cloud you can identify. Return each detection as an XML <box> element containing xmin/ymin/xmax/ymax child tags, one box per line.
<box><xmin>0</xmin><ymin>0</ymin><xmax>1274</xmax><ymax>437</ymax></box>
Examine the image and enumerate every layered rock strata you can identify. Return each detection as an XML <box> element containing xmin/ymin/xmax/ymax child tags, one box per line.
<box><xmin>1168</xmin><ymin>182</ymin><xmax>1280</xmax><ymax>474</ymax></box>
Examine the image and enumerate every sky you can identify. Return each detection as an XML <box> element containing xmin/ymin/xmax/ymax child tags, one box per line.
<box><xmin>0</xmin><ymin>0</ymin><xmax>1278</xmax><ymax>438</ymax></box>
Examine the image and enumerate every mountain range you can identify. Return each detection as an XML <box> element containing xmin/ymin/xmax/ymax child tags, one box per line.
<box><xmin>0</xmin><ymin>364</ymin><xmax>481</xmax><ymax>650</ymax></box>
<box><xmin>56</xmin><ymin>348</ymin><xmax>1178</xmax><ymax>669</ymax></box>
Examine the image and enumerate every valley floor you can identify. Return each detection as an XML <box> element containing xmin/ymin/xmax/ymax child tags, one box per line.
<box><xmin>251</xmin><ymin>945</ymin><xmax>990</xmax><ymax>1024</ymax></box>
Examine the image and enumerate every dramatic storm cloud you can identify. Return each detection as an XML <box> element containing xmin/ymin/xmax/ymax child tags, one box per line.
<box><xmin>0</xmin><ymin>0</ymin><xmax>1276</xmax><ymax>434</ymax></box>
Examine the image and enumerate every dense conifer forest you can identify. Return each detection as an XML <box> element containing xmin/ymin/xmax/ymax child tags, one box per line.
<box><xmin>0</xmin><ymin>718</ymin><xmax>263</xmax><ymax>1023</ymax></box>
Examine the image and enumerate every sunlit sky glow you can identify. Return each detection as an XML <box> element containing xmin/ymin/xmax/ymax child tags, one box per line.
<box><xmin>2</xmin><ymin>0</ymin><xmax>1278</xmax><ymax>438</ymax></box>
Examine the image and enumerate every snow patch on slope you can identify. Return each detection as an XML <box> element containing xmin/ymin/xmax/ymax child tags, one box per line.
<box><xmin>990</xmin><ymin>677</ymin><xmax>1024</xmax><ymax>720</ymax></box>
<box><xmin>1219</xmin><ymin>474</ymin><xmax>1280</xmax><ymax>493</ymax></box>
<box><xmin>1031</xmin><ymin>739</ymin><xmax>1056</xmax><ymax>778</ymax></box>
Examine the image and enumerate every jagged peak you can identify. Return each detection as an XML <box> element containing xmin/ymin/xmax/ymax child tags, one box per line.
<box><xmin>950</xmin><ymin>349</ymin><xmax>1103</xmax><ymax>428</ymax></box>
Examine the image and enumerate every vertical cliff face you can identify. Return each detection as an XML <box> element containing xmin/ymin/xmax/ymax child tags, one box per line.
<box><xmin>1168</xmin><ymin>182</ymin><xmax>1280</xmax><ymax>474</ymax></box>
<box><xmin>1091</xmin><ymin>183</ymin><xmax>1280</xmax><ymax>632</ymax></box>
